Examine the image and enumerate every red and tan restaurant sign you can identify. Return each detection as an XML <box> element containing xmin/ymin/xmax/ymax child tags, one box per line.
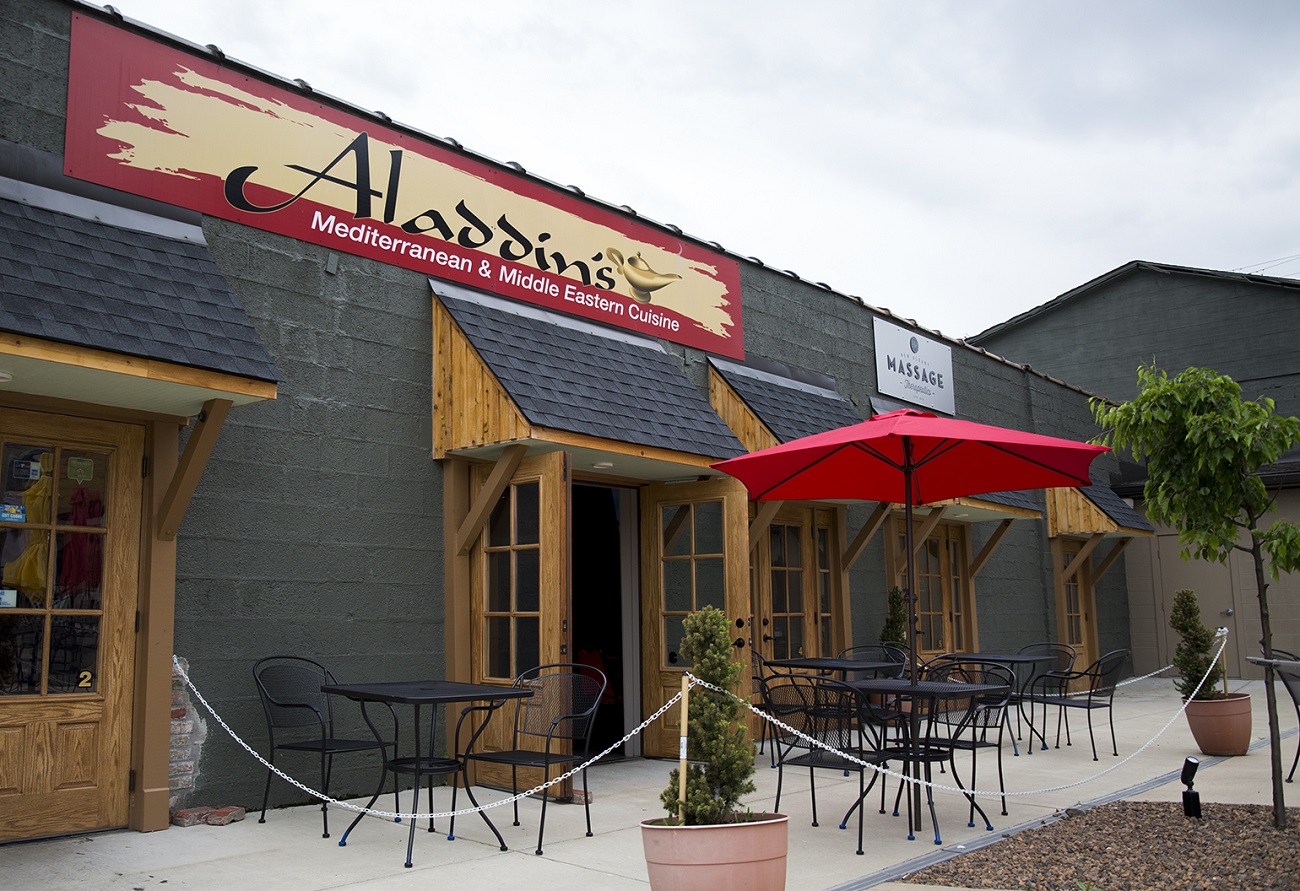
<box><xmin>64</xmin><ymin>15</ymin><xmax>744</xmax><ymax>358</ymax></box>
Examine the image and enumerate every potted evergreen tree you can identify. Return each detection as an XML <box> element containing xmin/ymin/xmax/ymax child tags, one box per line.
<box><xmin>880</xmin><ymin>585</ymin><xmax>907</xmax><ymax>647</ymax></box>
<box><xmin>640</xmin><ymin>606</ymin><xmax>788</xmax><ymax>891</ymax></box>
<box><xmin>1169</xmin><ymin>587</ymin><xmax>1251</xmax><ymax>756</ymax></box>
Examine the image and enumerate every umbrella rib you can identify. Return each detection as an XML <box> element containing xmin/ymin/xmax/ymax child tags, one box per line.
<box><xmin>754</xmin><ymin>443</ymin><xmax>857</xmax><ymax>499</ymax></box>
<box><xmin>948</xmin><ymin>440</ymin><xmax>1095</xmax><ymax>486</ymax></box>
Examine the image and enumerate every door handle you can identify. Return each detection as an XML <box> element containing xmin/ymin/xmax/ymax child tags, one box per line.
<box><xmin>1222</xmin><ymin>608</ymin><xmax>1234</xmax><ymax>616</ymax></box>
<box><xmin>762</xmin><ymin>634</ymin><xmax>773</xmax><ymax>643</ymax></box>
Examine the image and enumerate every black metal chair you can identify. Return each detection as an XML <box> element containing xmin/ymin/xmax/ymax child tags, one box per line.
<box><xmin>455</xmin><ymin>662</ymin><xmax>606</xmax><ymax>855</ymax></box>
<box><xmin>880</xmin><ymin>665</ymin><xmax>1002</xmax><ymax>844</ymax></box>
<box><xmin>926</xmin><ymin>660</ymin><xmax>1014</xmax><ymax>822</ymax></box>
<box><xmin>252</xmin><ymin>655</ymin><xmax>397</xmax><ymax>838</ymax></box>
<box><xmin>770</xmin><ymin>674</ymin><xmax>889</xmax><ymax>855</ymax></box>
<box><xmin>751</xmin><ymin>648</ymin><xmax>782</xmax><ymax>766</ymax></box>
<box><xmin>1012</xmin><ymin>642</ymin><xmax>1076</xmax><ymax>750</ymax></box>
<box><xmin>1025</xmin><ymin>649</ymin><xmax>1129</xmax><ymax>760</ymax></box>
<box><xmin>758</xmin><ymin>666</ymin><xmax>814</xmax><ymax>769</ymax></box>
<box><xmin>1270</xmin><ymin>648</ymin><xmax>1300</xmax><ymax>782</ymax></box>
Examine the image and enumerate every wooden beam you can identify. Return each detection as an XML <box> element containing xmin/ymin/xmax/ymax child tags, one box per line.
<box><xmin>891</xmin><ymin>505</ymin><xmax>948</xmax><ymax>569</ymax></box>
<box><xmin>455</xmin><ymin>444</ymin><xmax>527</xmax><ymax>556</ymax></box>
<box><xmin>844</xmin><ymin>502</ymin><xmax>891</xmax><ymax>571</ymax></box>
<box><xmin>912</xmin><ymin>506</ymin><xmax>947</xmax><ymax>556</ymax></box>
<box><xmin>748</xmin><ymin>500</ymin><xmax>784</xmax><ymax>554</ymax></box>
<box><xmin>1061</xmin><ymin>532</ymin><xmax>1105</xmax><ymax>582</ymax></box>
<box><xmin>968</xmin><ymin>519</ymin><xmax>1014</xmax><ymax>577</ymax></box>
<box><xmin>1092</xmin><ymin>537</ymin><xmax>1132</xmax><ymax>580</ymax></box>
<box><xmin>443</xmin><ymin>458</ymin><xmax>473</xmax><ymax>682</ymax></box>
<box><xmin>157</xmin><ymin>399</ymin><xmax>231</xmax><ymax>541</ymax></box>
<box><xmin>0</xmin><ymin>332</ymin><xmax>277</xmax><ymax>401</ymax></box>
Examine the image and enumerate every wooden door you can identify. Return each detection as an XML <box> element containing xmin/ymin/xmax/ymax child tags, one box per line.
<box><xmin>469</xmin><ymin>451</ymin><xmax>570</xmax><ymax>793</ymax></box>
<box><xmin>639</xmin><ymin>478</ymin><xmax>749</xmax><ymax>758</ymax></box>
<box><xmin>751</xmin><ymin>506</ymin><xmax>837</xmax><ymax>662</ymax></box>
<box><xmin>0</xmin><ymin>408</ymin><xmax>142</xmax><ymax>841</ymax></box>
<box><xmin>1054</xmin><ymin>538</ymin><xmax>1098</xmax><ymax>670</ymax></box>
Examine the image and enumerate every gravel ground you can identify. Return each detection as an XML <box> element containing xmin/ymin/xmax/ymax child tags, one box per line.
<box><xmin>900</xmin><ymin>801</ymin><xmax>1300</xmax><ymax>891</ymax></box>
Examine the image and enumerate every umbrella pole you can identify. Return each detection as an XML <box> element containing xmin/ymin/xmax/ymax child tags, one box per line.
<box><xmin>902</xmin><ymin>439</ymin><xmax>923</xmax><ymax>835</ymax></box>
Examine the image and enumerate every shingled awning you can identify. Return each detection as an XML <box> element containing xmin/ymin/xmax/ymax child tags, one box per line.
<box><xmin>432</xmin><ymin>280</ymin><xmax>744</xmax><ymax>481</ymax></box>
<box><xmin>0</xmin><ymin>179</ymin><xmax>279</xmax><ymax>417</ymax></box>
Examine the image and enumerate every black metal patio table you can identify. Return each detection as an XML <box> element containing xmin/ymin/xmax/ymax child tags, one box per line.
<box><xmin>321</xmin><ymin>680</ymin><xmax>531</xmax><ymax>868</ymax></box>
<box><xmin>847</xmin><ymin>676</ymin><xmax>1009</xmax><ymax>844</ymax></box>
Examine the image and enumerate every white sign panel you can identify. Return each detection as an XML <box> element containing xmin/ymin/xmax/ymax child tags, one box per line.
<box><xmin>873</xmin><ymin>319</ymin><xmax>956</xmax><ymax>415</ymax></box>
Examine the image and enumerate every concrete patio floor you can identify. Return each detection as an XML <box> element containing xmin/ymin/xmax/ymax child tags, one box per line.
<box><xmin>2</xmin><ymin>677</ymin><xmax>1293</xmax><ymax>891</ymax></box>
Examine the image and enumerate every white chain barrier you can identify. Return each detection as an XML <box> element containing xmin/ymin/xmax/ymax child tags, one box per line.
<box><xmin>173</xmin><ymin>631</ymin><xmax>1227</xmax><ymax>822</ymax></box>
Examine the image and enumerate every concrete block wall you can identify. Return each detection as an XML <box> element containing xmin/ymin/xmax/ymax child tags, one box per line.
<box><xmin>974</xmin><ymin>269</ymin><xmax>1300</xmax><ymax>416</ymax></box>
<box><xmin>172</xmin><ymin>221</ymin><xmax>444</xmax><ymax>809</ymax></box>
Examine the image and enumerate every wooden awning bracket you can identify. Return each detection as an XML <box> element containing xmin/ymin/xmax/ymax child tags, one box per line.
<box><xmin>968</xmin><ymin>518</ymin><xmax>1014</xmax><ymax>578</ymax></box>
<box><xmin>1092</xmin><ymin>537</ymin><xmax>1132</xmax><ymax>580</ymax></box>
<box><xmin>844</xmin><ymin>502</ymin><xmax>891</xmax><ymax>571</ymax></box>
<box><xmin>455</xmin><ymin>443</ymin><xmax>527</xmax><ymax>556</ymax></box>
<box><xmin>748</xmin><ymin>500</ymin><xmax>784</xmax><ymax>554</ymax></box>
<box><xmin>1060</xmin><ymin>532</ymin><xmax>1105</xmax><ymax>582</ymax></box>
<box><xmin>157</xmin><ymin>398</ymin><xmax>231</xmax><ymax>542</ymax></box>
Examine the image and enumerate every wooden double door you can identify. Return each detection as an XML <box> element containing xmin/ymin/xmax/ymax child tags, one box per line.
<box><xmin>461</xmin><ymin>459</ymin><xmax>754</xmax><ymax>763</ymax></box>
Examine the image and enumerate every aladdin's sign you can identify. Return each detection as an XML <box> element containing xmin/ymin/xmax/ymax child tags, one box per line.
<box><xmin>873</xmin><ymin>319</ymin><xmax>955</xmax><ymax>415</ymax></box>
<box><xmin>63</xmin><ymin>15</ymin><xmax>743</xmax><ymax>358</ymax></box>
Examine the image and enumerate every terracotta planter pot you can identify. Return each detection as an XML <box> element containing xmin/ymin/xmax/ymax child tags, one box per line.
<box><xmin>1184</xmin><ymin>692</ymin><xmax>1252</xmax><ymax>756</ymax></box>
<box><xmin>641</xmin><ymin>813</ymin><xmax>789</xmax><ymax>891</ymax></box>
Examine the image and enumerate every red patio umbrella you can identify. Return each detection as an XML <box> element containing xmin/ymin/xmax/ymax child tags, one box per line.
<box><xmin>711</xmin><ymin>408</ymin><xmax>1110</xmax><ymax>680</ymax></box>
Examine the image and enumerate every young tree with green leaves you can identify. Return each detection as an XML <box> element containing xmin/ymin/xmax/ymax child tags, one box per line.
<box><xmin>1093</xmin><ymin>364</ymin><xmax>1300</xmax><ymax>828</ymax></box>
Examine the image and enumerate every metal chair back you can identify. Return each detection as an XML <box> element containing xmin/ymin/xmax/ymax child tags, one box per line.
<box><xmin>511</xmin><ymin>662</ymin><xmax>606</xmax><ymax>749</ymax></box>
<box><xmin>254</xmin><ymin>655</ymin><xmax>338</xmax><ymax>736</ymax></box>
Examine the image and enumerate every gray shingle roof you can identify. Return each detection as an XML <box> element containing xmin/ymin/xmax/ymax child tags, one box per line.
<box><xmin>436</xmin><ymin>283</ymin><xmax>745</xmax><ymax>459</ymax></box>
<box><xmin>1083</xmin><ymin>474</ymin><xmax>1154</xmax><ymax>532</ymax></box>
<box><xmin>0</xmin><ymin>196</ymin><xmax>279</xmax><ymax>383</ymax></box>
<box><xmin>710</xmin><ymin>356</ymin><xmax>862</xmax><ymax>443</ymax></box>
<box><xmin>966</xmin><ymin>489</ymin><xmax>1042</xmax><ymax>512</ymax></box>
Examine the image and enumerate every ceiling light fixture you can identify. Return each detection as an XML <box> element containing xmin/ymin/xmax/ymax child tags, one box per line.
<box><xmin>593</xmin><ymin>461</ymin><xmax>614</xmax><ymax>470</ymax></box>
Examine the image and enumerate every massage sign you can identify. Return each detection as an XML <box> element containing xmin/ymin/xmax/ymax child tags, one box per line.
<box><xmin>63</xmin><ymin>15</ymin><xmax>744</xmax><ymax>359</ymax></box>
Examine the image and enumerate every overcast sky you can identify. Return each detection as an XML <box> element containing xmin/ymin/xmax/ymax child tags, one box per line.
<box><xmin>112</xmin><ymin>0</ymin><xmax>1300</xmax><ymax>339</ymax></box>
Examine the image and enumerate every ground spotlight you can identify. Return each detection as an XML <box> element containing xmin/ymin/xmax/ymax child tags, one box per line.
<box><xmin>1181</xmin><ymin>756</ymin><xmax>1201</xmax><ymax>818</ymax></box>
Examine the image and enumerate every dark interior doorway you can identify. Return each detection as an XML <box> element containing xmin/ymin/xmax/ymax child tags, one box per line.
<box><xmin>571</xmin><ymin>484</ymin><xmax>626</xmax><ymax>757</ymax></box>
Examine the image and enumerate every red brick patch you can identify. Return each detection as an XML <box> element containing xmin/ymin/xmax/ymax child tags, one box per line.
<box><xmin>171</xmin><ymin>806</ymin><xmax>214</xmax><ymax>827</ymax></box>
<box><xmin>203</xmin><ymin>806</ymin><xmax>247</xmax><ymax>826</ymax></box>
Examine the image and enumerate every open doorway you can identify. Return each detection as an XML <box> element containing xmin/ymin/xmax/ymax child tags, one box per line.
<box><xmin>571</xmin><ymin>484</ymin><xmax>637</xmax><ymax>758</ymax></box>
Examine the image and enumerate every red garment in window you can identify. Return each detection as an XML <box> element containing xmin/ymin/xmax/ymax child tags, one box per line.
<box><xmin>57</xmin><ymin>487</ymin><xmax>103</xmax><ymax>594</ymax></box>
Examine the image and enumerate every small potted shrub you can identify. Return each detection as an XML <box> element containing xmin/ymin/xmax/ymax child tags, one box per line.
<box><xmin>640</xmin><ymin>606</ymin><xmax>788</xmax><ymax>890</ymax></box>
<box><xmin>1169</xmin><ymin>587</ymin><xmax>1251</xmax><ymax>756</ymax></box>
<box><xmin>880</xmin><ymin>585</ymin><xmax>907</xmax><ymax>647</ymax></box>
